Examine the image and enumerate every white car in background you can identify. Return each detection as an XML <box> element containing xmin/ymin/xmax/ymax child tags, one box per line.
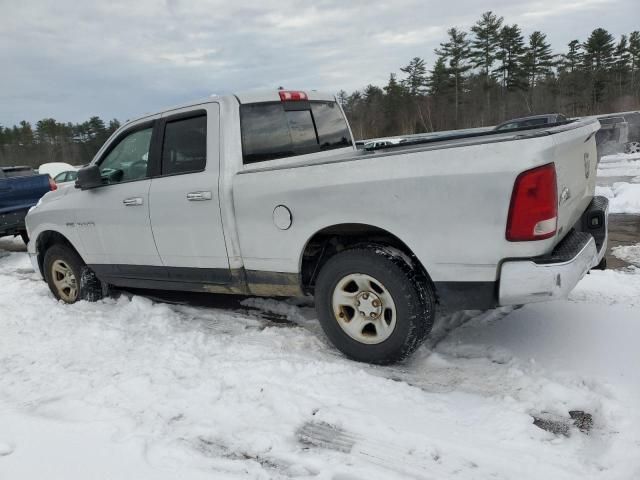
<box><xmin>38</xmin><ymin>162</ymin><xmax>78</xmax><ymax>180</ymax></box>
<box><xmin>53</xmin><ymin>170</ymin><xmax>79</xmax><ymax>186</ymax></box>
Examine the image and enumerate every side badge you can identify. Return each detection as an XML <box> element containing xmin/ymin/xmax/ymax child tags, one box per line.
<box><xmin>584</xmin><ymin>152</ymin><xmax>591</xmax><ymax>179</ymax></box>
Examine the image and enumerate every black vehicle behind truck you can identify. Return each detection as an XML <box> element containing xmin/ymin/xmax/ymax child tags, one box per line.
<box><xmin>597</xmin><ymin>111</ymin><xmax>640</xmax><ymax>155</ymax></box>
<box><xmin>0</xmin><ymin>166</ymin><xmax>55</xmax><ymax>243</ymax></box>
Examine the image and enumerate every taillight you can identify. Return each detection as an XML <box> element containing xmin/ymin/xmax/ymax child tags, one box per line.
<box><xmin>279</xmin><ymin>90</ymin><xmax>308</xmax><ymax>101</ymax></box>
<box><xmin>49</xmin><ymin>177</ymin><xmax>57</xmax><ymax>191</ymax></box>
<box><xmin>506</xmin><ymin>163</ymin><xmax>557</xmax><ymax>241</ymax></box>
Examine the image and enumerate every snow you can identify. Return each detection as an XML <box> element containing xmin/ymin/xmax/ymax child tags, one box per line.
<box><xmin>612</xmin><ymin>244</ymin><xmax>640</xmax><ymax>267</ymax></box>
<box><xmin>598</xmin><ymin>152</ymin><xmax>640</xmax><ymax>164</ymax></box>
<box><xmin>597</xmin><ymin>159</ymin><xmax>640</xmax><ymax>178</ymax></box>
<box><xmin>596</xmin><ymin>182</ymin><xmax>640</xmax><ymax>214</ymax></box>
<box><xmin>595</xmin><ymin>152</ymin><xmax>640</xmax><ymax>212</ymax></box>
<box><xmin>597</xmin><ymin>153</ymin><xmax>640</xmax><ymax>178</ymax></box>
<box><xmin>1</xmin><ymin>235</ymin><xmax>640</xmax><ymax>479</ymax></box>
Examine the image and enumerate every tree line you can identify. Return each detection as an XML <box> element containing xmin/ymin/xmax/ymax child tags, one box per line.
<box><xmin>0</xmin><ymin>117</ymin><xmax>120</xmax><ymax>168</ymax></box>
<box><xmin>338</xmin><ymin>11</ymin><xmax>640</xmax><ymax>139</ymax></box>
<box><xmin>2</xmin><ymin>11</ymin><xmax>639</xmax><ymax>168</ymax></box>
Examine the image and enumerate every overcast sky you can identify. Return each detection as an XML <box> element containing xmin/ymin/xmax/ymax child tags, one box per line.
<box><xmin>0</xmin><ymin>0</ymin><xmax>636</xmax><ymax>126</ymax></box>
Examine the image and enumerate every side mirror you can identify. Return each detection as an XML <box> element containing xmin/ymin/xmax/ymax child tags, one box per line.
<box><xmin>75</xmin><ymin>165</ymin><xmax>103</xmax><ymax>190</ymax></box>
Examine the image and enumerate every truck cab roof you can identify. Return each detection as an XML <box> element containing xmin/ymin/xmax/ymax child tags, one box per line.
<box><xmin>128</xmin><ymin>89</ymin><xmax>337</xmax><ymax>127</ymax></box>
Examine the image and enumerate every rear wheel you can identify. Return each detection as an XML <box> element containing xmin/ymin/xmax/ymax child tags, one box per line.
<box><xmin>625</xmin><ymin>142</ymin><xmax>640</xmax><ymax>154</ymax></box>
<box><xmin>43</xmin><ymin>244</ymin><xmax>103</xmax><ymax>303</ymax></box>
<box><xmin>314</xmin><ymin>245</ymin><xmax>435</xmax><ymax>364</ymax></box>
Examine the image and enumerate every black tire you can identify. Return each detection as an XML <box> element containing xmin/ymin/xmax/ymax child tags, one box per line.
<box><xmin>593</xmin><ymin>257</ymin><xmax>607</xmax><ymax>271</ymax></box>
<box><xmin>19</xmin><ymin>230</ymin><xmax>29</xmax><ymax>245</ymax></box>
<box><xmin>43</xmin><ymin>243</ymin><xmax>104</xmax><ymax>303</ymax></box>
<box><xmin>314</xmin><ymin>245</ymin><xmax>436</xmax><ymax>364</ymax></box>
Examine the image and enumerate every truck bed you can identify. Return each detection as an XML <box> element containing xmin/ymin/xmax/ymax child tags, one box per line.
<box><xmin>233</xmin><ymin>118</ymin><xmax>600</xmax><ymax>287</ymax></box>
<box><xmin>242</xmin><ymin>119</ymin><xmax>597</xmax><ymax>173</ymax></box>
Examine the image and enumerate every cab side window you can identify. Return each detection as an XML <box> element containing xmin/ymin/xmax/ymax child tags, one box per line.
<box><xmin>99</xmin><ymin>127</ymin><xmax>153</xmax><ymax>184</ymax></box>
<box><xmin>161</xmin><ymin>114</ymin><xmax>207</xmax><ymax>175</ymax></box>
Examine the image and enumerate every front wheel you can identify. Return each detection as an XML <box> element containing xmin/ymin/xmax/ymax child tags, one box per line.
<box><xmin>43</xmin><ymin>244</ymin><xmax>104</xmax><ymax>303</ymax></box>
<box><xmin>314</xmin><ymin>245</ymin><xmax>435</xmax><ymax>364</ymax></box>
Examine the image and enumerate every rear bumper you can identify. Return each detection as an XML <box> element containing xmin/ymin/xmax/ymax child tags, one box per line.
<box><xmin>498</xmin><ymin>197</ymin><xmax>608</xmax><ymax>306</ymax></box>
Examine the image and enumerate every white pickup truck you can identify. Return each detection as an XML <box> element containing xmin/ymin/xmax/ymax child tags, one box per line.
<box><xmin>25</xmin><ymin>89</ymin><xmax>608</xmax><ymax>364</ymax></box>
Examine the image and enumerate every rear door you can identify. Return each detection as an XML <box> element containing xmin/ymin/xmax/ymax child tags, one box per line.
<box><xmin>148</xmin><ymin>103</ymin><xmax>231</xmax><ymax>284</ymax></box>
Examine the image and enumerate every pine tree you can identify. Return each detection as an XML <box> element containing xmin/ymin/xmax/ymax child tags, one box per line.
<box><xmin>584</xmin><ymin>28</ymin><xmax>616</xmax><ymax>71</ymax></box>
<box><xmin>427</xmin><ymin>56</ymin><xmax>451</xmax><ymax>96</ymax></box>
<box><xmin>523</xmin><ymin>31</ymin><xmax>555</xmax><ymax>110</ymax></box>
<box><xmin>18</xmin><ymin>121</ymin><xmax>34</xmax><ymax>146</ymax></box>
<box><xmin>108</xmin><ymin>119</ymin><xmax>121</xmax><ymax>134</ymax></box>
<box><xmin>495</xmin><ymin>24</ymin><xmax>527</xmax><ymax>118</ymax></box>
<box><xmin>630</xmin><ymin>31</ymin><xmax>640</xmax><ymax>96</ymax></box>
<box><xmin>469</xmin><ymin>12</ymin><xmax>503</xmax><ymax>76</ymax></box>
<box><xmin>558</xmin><ymin>40</ymin><xmax>586</xmax><ymax>116</ymax></box>
<box><xmin>436</xmin><ymin>27</ymin><xmax>472</xmax><ymax>127</ymax></box>
<box><xmin>613</xmin><ymin>35</ymin><xmax>630</xmax><ymax>96</ymax></box>
<box><xmin>363</xmin><ymin>85</ymin><xmax>384</xmax><ymax>104</ymax></box>
<box><xmin>400</xmin><ymin>57</ymin><xmax>428</xmax><ymax>96</ymax></box>
<box><xmin>470</xmin><ymin>11</ymin><xmax>503</xmax><ymax>120</ymax></box>
<box><xmin>383</xmin><ymin>73</ymin><xmax>412</xmax><ymax>134</ymax></box>
<box><xmin>496</xmin><ymin>24</ymin><xmax>527</xmax><ymax>91</ymax></box>
<box><xmin>584</xmin><ymin>28</ymin><xmax>616</xmax><ymax>108</ymax></box>
<box><xmin>361</xmin><ymin>85</ymin><xmax>385</xmax><ymax>137</ymax></box>
<box><xmin>336</xmin><ymin>90</ymin><xmax>348</xmax><ymax>107</ymax></box>
<box><xmin>562</xmin><ymin>40</ymin><xmax>583</xmax><ymax>73</ymax></box>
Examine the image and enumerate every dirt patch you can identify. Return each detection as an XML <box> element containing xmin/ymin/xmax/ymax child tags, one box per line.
<box><xmin>606</xmin><ymin>214</ymin><xmax>640</xmax><ymax>269</ymax></box>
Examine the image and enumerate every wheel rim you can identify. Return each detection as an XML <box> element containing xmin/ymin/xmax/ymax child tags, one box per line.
<box><xmin>626</xmin><ymin>142</ymin><xmax>640</xmax><ymax>154</ymax></box>
<box><xmin>331</xmin><ymin>273</ymin><xmax>397</xmax><ymax>345</ymax></box>
<box><xmin>51</xmin><ymin>259</ymin><xmax>78</xmax><ymax>302</ymax></box>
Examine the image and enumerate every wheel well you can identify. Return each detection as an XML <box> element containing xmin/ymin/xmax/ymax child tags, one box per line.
<box><xmin>300</xmin><ymin>223</ymin><xmax>434</xmax><ymax>296</ymax></box>
<box><xmin>35</xmin><ymin>231</ymin><xmax>79</xmax><ymax>276</ymax></box>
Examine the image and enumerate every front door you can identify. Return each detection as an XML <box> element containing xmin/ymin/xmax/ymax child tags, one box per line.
<box><xmin>75</xmin><ymin>119</ymin><xmax>162</xmax><ymax>270</ymax></box>
<box><xmin>148</xmin><ymin>104</ymin><xmax>231</xmax><ymax>284</ymax></box>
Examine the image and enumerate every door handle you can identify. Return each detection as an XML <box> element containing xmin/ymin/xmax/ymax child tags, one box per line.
<box><xmin>123</xmin><ymin>197</ymin><xmax>143</xmax><ymax>206</ymax></box>
<box><xmin>186</xmin><ymin>191</ymin><xmax>212</xmax><ymax>201</ymax></box>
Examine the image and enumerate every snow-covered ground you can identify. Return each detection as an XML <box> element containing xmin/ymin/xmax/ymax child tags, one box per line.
<box><xmin>596</xmin><ymin>183</ymin><xmax>640</xmax><ymax>214</ymax></box>
<box><xmin>597</xmin><ymin>161</ymin><xmax>640</xmax><ymax>179</ymax></box>
<box><xmin>1</xmin><ymin>232</ymin><xmax>640</xmax><ymax>479</ymax></box>
<box><xmin>597</xmin><ymin>152</ymin><xmax>640</xmax><ymax>179</ymax></box>
<box><xmin>613</xmin><ymin>244</ymin><xmax>640</xmax><ymax>267</ymax></box>
<box><xmin>596</xmin><ymin>153</ymin><xmax>640</xmax><ymax>213</ymax></box>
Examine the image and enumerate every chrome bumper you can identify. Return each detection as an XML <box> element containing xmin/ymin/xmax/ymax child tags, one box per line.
<box><xmin>499</xmin><ymin>232</ymin><xmax>605</xmax><ymax>306</ymax></box>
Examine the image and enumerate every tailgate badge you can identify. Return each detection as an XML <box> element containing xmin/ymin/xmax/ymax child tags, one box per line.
<box><xmin>584</xmin><ymin>153</ymin><xmax>591</xmax><ymax>179</ymax></box>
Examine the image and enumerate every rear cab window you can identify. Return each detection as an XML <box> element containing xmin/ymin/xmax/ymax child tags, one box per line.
<box><xmin>240</xmin><ymin>100</ymin><xmax>352</xmax><ymax>164</ymax></box>
<box><xmin>161</xmin><ymin>113</ymin><xmax>207</xmax><ymax>175</ymax></box>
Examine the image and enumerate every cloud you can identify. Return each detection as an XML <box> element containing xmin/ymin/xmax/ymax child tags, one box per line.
<box><xmin>0</xmin><ymin>0</ymin><xmax>634</xmax><ymax>125</ymax></box>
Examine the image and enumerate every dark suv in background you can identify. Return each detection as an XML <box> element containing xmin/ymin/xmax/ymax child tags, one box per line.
<box><xmin>597</xmin><ymin>111</ymin><xmax>640</xmax><ymax>155</ymax></box>
<box><xmin>494</xmin><ymin>114</ymin><xmax>567</xmax><ymax>131</ymax></box>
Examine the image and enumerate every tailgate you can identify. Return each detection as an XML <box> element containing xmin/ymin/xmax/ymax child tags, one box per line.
<box><xmin>550</xmin><ymin>120</ymin><xmax>599</xmax><ymax>245</ymax></box>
